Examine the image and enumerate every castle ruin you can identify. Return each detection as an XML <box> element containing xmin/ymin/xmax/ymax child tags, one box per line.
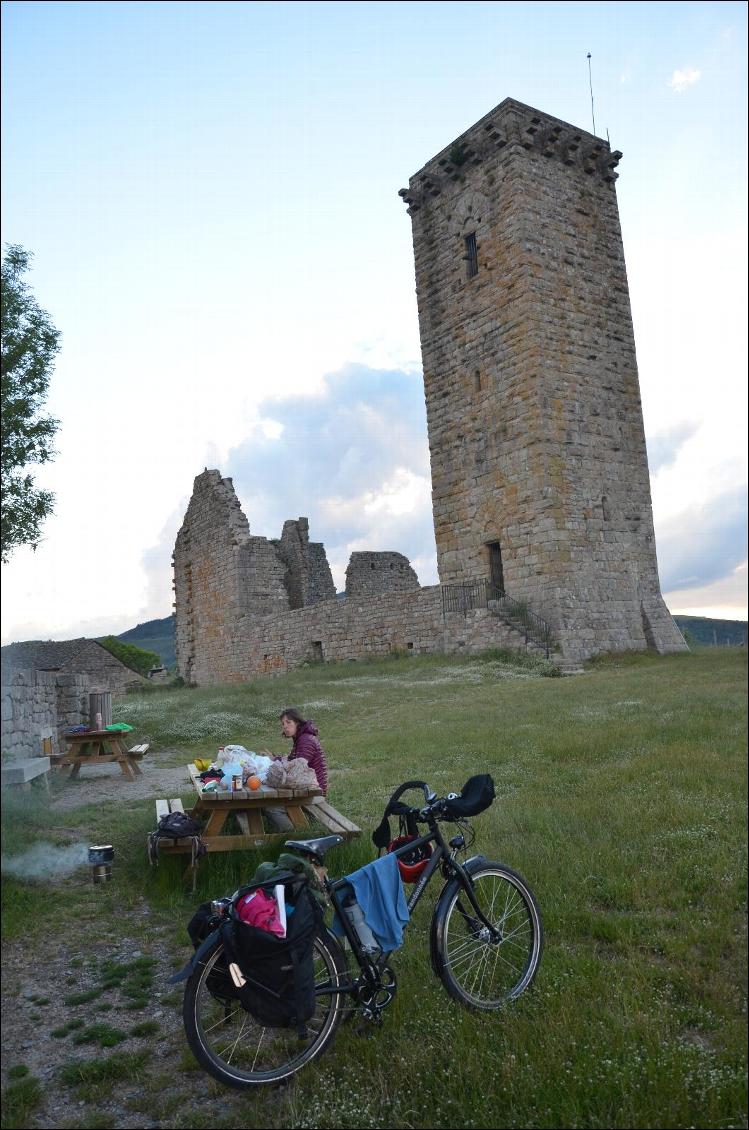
<box><xmin>173</xmin><ymin>98</ymin><xmax>686</xmax><ymax>683</ymax></box>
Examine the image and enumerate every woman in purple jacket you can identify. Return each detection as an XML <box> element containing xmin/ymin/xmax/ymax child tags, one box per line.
<box><xmin>279</xmin><ymin>708</ymin><xmax>329</xmax><ymax>795</ymax></box>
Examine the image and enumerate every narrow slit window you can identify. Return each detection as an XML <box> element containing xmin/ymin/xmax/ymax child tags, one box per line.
<box><xmin>465</xmin><ymin>232</ymin><xmax>478</xmax><ymax>278</ymax></box>
<box><xmin>487</xmin><ymin>541</ymin><xmax>505</xmax><ymax>598</ymax></box>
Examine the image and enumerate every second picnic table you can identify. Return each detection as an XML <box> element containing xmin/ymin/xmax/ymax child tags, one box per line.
<box><xmin>156</xmin><ymin>765</ymin><xmax>361</xmax><ymax>856</ymax></box>
<box><xmin>53</xmin><ymin>731</ymin><xmax>148</xmax><ymax>782</ymax></box>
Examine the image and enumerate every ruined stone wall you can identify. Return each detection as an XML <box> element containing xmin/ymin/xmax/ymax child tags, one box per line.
<box><xmin>307</xmin><ymin>542</ymin><xmax>338</xmax><ymax>605</ymax></box>
<box><xmin>173</xmin><ymin>476</ymin><xmax>554</xmax><ymax>685</ymax></box>
<box><xmin>174</xmin><ymin>471</ymin><xmax>258</xmax><ymax>684</ymax></box>
<box><xmin>275</xmin><ymin>519</ymin><xmax>336</xmax><ymax>608</ymax></box>
<box><xmin>403</xmin><ymin>97</ymin><xmax>686</xmax><ymax>662</ymax></box>
<box><xmin>345</xmin><ymin>552</ymin><xmax>420</xmax><ymax>599</ymax></box>
<box><xmin>223</xmin><ymin>586</ymin><xmax>547</xmax><ymax>682</ymax></box>
<box><xmin>173</xmin><ymin>472</ymin><xmax>339</xmax><ymax>684</ymax></box>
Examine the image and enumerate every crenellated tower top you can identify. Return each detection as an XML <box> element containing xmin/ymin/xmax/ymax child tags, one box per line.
<box><xmin>399</xmin><ymin>97</ymin><xmax>621</xmax><ymax>214</ymax></box>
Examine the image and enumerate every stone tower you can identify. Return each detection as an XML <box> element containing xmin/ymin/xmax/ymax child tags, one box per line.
<box><xmin>400</xmin><ymin>97</ymin><xmax>686</xmax><ymax>662</ymax></box>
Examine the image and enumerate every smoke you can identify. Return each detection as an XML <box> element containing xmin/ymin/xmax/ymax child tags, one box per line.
<box><xmin>1</xmin><ymin>841</ymin><xmax>90</xmax><ymax>882</ymax></box>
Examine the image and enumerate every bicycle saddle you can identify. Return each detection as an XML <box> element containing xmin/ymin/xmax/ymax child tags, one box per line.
<box><xmin>284</xmin><ymin>835</ymin><xmax>343</xmax><ymax>863</ymax></box>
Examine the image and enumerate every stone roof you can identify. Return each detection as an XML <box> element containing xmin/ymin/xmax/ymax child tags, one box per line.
<box><xmin>0</xmin><ymin>638</ymin><xmax>131</xmax><ymax>674</ymax></box>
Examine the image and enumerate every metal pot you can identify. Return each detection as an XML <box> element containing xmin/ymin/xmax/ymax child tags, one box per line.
<box><xmin>89</xmin><ymin>844</ymin><xmax>114</xmax><ymax>883</ymax></box>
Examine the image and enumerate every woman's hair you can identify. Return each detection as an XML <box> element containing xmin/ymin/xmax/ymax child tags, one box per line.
<box><xmin>279</xmin><ymin>707</ymin><xmax>306</xmax><ymax>728</ymax></box>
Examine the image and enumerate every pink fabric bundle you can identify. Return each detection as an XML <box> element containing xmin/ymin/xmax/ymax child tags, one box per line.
<box><xmin>236</xmin><ymin>889</ymin><xmax>285</xmax><ymax>936</ymax></box>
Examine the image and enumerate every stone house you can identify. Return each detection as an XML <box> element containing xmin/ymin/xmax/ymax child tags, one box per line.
<box><xmin>1</xmin><ymin>639</ymin><xmax>145</xmax><ymax>760</ymax></box>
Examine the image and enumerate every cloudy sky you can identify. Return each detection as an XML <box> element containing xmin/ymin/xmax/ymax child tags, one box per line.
<box><xmin>1</xmin><ymin>0</ymin><xmax>746</xmax><ymax>645</ymax></box>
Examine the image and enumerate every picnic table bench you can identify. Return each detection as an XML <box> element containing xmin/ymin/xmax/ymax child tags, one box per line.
<box><xmin>152</xmin><ymin>766</ymin><xmax>360</xmax><ymax>869</ymax></box>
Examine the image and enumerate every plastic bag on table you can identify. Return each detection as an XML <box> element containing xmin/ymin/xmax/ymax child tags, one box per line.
<box><xmin>218</xmin><ymin>745</ymin><xmax>272</xmax><ymax>782</ymax></box>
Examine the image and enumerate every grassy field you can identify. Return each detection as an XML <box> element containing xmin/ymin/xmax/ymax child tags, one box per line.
<box><xmin>1</xmin><ymin>647</ymin><xmax>747</xmax><ymax>1129</ymax></box>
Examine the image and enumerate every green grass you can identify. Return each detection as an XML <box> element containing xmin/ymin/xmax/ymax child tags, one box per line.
<box><xmin>1</xmin><ymin>1075</ymin><xmax>42</xmax><ymax>1130</ymax></box>
<box><xmin>1</xmin><ymin>647</ymin><xmax>746</xmax><ymax>1128</ymax></box>
<box><xmin>70</xmin><ymin>1023</ymin><xmax>129</xmax><ymax>1048</ymax></box>
<box><xmin>58</xmin><ymin>1051</ymin><xmax>151</xmax><ymax>1103</ymax></box>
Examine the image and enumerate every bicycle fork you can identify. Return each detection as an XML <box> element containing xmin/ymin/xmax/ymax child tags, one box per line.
<box><xmin>451</xmin><ymin>863</ymin><xmax>503</xmax><ymax>943</ymax></box>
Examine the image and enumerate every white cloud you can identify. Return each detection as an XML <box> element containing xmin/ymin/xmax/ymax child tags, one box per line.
<box><xmin>669</xmin><ymin>68</ymin><xmax>701</xmax><ymax>92</ymax></box>
<box><xmin>654</xmin><ymin>486</ymin><xmax>747</xmax><ymax>593</ymax></box>
<box><xmin>646</xmin><ymin>420</ymin><xmax>700</xmax><ymax>475</ymax></box>
<box><xmin>666</xmin><ymin>562</ymin><xmax>748</xmax><ymax>621</ymax></box>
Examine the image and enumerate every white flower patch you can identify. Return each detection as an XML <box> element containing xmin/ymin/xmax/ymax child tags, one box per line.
<box><xmin>300</xmin><ymin>700</ymin><xmax>344</xmax><ymax>711</ymax></box>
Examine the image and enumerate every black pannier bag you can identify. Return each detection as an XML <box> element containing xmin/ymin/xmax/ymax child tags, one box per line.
<box><xmin>187</xmin><ymin>902</ymin><xmax>240</xmax><ymax>1004</ymax></box>
<box><xmin>221</xmin><ymin>879</ymin><xmax>322</xmax><ymax>1032</ymax></box>
<box><xmin>444</xmin><ymin>774</ymin><xmax>496</xmax><ymax>819</ymax></box>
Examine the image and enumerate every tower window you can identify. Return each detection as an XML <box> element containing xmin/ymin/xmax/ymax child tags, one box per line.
<box><xmin>487</xmin><ymin>541</ymin><xmax>505</xmax><ymax>597</ymax></box>
<box><xmin>464</xmin><ymin>232</ymin><xmax>478</xmax><ymax>278</ymax></box>
<box><xmin>474</xmin><ymin>369</ymin><xmax>482</xmax><ymax>392</ymax></box>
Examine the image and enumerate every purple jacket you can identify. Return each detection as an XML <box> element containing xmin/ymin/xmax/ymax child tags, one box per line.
<box><xmin>290</xmin><ymin>721</ymin><xmax>329</xmax><ymax>795</ymax></box>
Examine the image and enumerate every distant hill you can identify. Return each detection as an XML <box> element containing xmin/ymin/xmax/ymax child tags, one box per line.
<box><xmin>673</xmin><ymin>615</ymin><xmax>747</xmax><ymax>647</ymax></box>
<box><xmin>117</xmin><ymin>615</ymin><xmax>176</xmax><ymax>669</ymax></box>
<box><xmin>111</xmin><ymin>612</ymin><xmax>745</xmax><ymax>673</ymax></box>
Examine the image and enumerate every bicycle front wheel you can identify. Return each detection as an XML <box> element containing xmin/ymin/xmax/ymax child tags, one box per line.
<box><xmin>182</xmin><ymin>930</ymin><xmax>346</xmax><ymax>1089</ymax></box>
<box><xmin>432</xmin><ymin>862</ymin><xmax>543</xmax><ymax>1009</ymax></box>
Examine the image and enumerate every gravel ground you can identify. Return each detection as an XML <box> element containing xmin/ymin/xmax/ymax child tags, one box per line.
<box><xmin>1</xmin><ymin>920</ymin><xmax>203</xmax><ymax>1130</ymax></box>
<box><xmin>48</xmin><ymin>760</ymin><xmax>193</xmax><ymax>813</ymax></box>
<box><xmin>2</xmin><ymin>757</ymin><xmax>214</xmax><ymax>1128</ymax></box>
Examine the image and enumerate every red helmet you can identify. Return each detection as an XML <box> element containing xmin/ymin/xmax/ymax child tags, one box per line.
<box><xmin>388</xmin><ymin>834</ymin><xmax>432</xmax><ymax>883</ymax></box>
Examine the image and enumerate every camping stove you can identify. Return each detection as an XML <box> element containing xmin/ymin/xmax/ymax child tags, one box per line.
<box><xmin>89</xmin><ymin>844</ymin><xmax>114</xmax><ymax>884</ymax></box>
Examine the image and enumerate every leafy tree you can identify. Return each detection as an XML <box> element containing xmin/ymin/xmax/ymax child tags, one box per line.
<box><xmin>1</xmin><ymin>245</ymin><xmax>61</xmax><ymax>562</ymax></box>
<box><xmin>97</xmin><ymin>636</ymin><xmax>162</xmax><ymax>678</ymax></box>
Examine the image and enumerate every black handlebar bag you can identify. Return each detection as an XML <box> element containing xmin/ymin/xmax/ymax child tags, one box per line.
<box><xmin>221</xmin><ymin>882</ymin><xmax>322</xmax><ymax>1034</ymax></box>
<box><xmin>444</xmin><ymin>774</ymin><xmax>496</xmax><ymax>819</ymax></box>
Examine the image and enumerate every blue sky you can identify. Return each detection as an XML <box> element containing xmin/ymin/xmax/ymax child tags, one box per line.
<box><xmin>1</xmin><ymin>0</ymin><xmax>746</xmax><ymax>643</ymax></box>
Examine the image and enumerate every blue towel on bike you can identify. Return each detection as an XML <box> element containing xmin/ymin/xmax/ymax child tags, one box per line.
<box><xmin>334</xmin><ymin>854</ymin><xmax>410</xmax><ymax>952</ymax></box>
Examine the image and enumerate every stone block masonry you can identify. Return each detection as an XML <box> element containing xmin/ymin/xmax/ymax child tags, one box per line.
<box><xmin>200</xmin><ymin>584</ymin><xmax>547</xmax><ymax>683</ymax></box>
<box><xmin>173</xmin><ymin>472</ymin><xmax>543</xmax><ymax>684</ymax></box>
<box><xmin>401</xmin><ymin>97</ymin><xmax>686</xmax><ymax>663</ymax></box>
<box><xmin>173</xmin><ymin>97</ymin><xmax>687</xmax><ymax>684</ymax></box>
<box><xmin>345</xmin><ymin>552</ymin><xmax>420</xmax><ymax>599</ymax></box>
<box><xmin>1</xmin><ymin>668</ymin><xmax>125</xmax><ymax>761</ymax></box>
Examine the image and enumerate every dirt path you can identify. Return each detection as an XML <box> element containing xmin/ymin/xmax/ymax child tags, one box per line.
<box><xmin>3</xmin><ymin>757</ymin><xmax>269</xmax><ymax>1128</ymax></box>
<box><xmin>49</xmin><ymin>759</ymin><xmax>192</xmax><ymax>813</ymax></box>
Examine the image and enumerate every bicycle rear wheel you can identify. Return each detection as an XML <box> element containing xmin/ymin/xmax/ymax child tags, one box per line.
<box><xmin>432</xmin><ymin>862</ymin><xmax>543</xmax><ymax>1009</ymax></box>
<box><xmin>183</xmin><ymin>929</ymin><xmax>346</xmax><ymax>1089</ymax></box>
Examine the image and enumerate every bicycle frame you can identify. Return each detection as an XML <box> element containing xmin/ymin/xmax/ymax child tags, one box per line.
<box><xmin>323</xmin><ymin>814</ymin><xmax>499</xmax><ymax>996</ymax></box>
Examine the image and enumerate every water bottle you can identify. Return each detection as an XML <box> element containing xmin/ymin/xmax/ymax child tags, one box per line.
<box><xmin>343</xmin><ymin>895</ymin><xmax>380</xmax><ymax>956</ymax></box>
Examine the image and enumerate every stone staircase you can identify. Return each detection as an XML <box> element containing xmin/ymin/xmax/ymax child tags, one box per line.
<box><xmin>488</xmin><ymin>595</ymin><xmax>555</xmax><ymax>659</ymax></box>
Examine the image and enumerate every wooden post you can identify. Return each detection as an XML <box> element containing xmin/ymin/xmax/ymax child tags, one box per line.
<box><xmin>89</xmin><ymin>691</ymin><xmax>113</xmax><ymax>730</ymax></box>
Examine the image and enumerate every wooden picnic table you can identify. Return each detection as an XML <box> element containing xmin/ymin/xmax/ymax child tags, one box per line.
<box><xmin>53</xmin><ymin>731</ymin><xmax>146</xmax><ymax>782</ymax></box>
<box><xmin>154</xmin><ymin>765</ymin><xmax>361</xmax><ymax>858</ymax></box>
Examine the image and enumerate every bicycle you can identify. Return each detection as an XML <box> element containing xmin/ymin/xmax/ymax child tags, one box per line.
<box><xmin>179</xmin><ymin>778</ymin><xmax>543</xmax><ymax>1089</ymax></box>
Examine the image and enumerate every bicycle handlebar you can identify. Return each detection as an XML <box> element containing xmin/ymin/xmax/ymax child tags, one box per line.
<box><xmin>388</xmin><ymin>775</ymin><xmax>495</xmax><ymax>824</ymax></box>
<box><xmin>384</xmin><ymin>779</ymin><xmax>457</xmax><ymax>823</ymax></box>
<box><xmin>385</xmin><ymin>779</ymin><xmax>437</xmax><ymax>810</ymax></box>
